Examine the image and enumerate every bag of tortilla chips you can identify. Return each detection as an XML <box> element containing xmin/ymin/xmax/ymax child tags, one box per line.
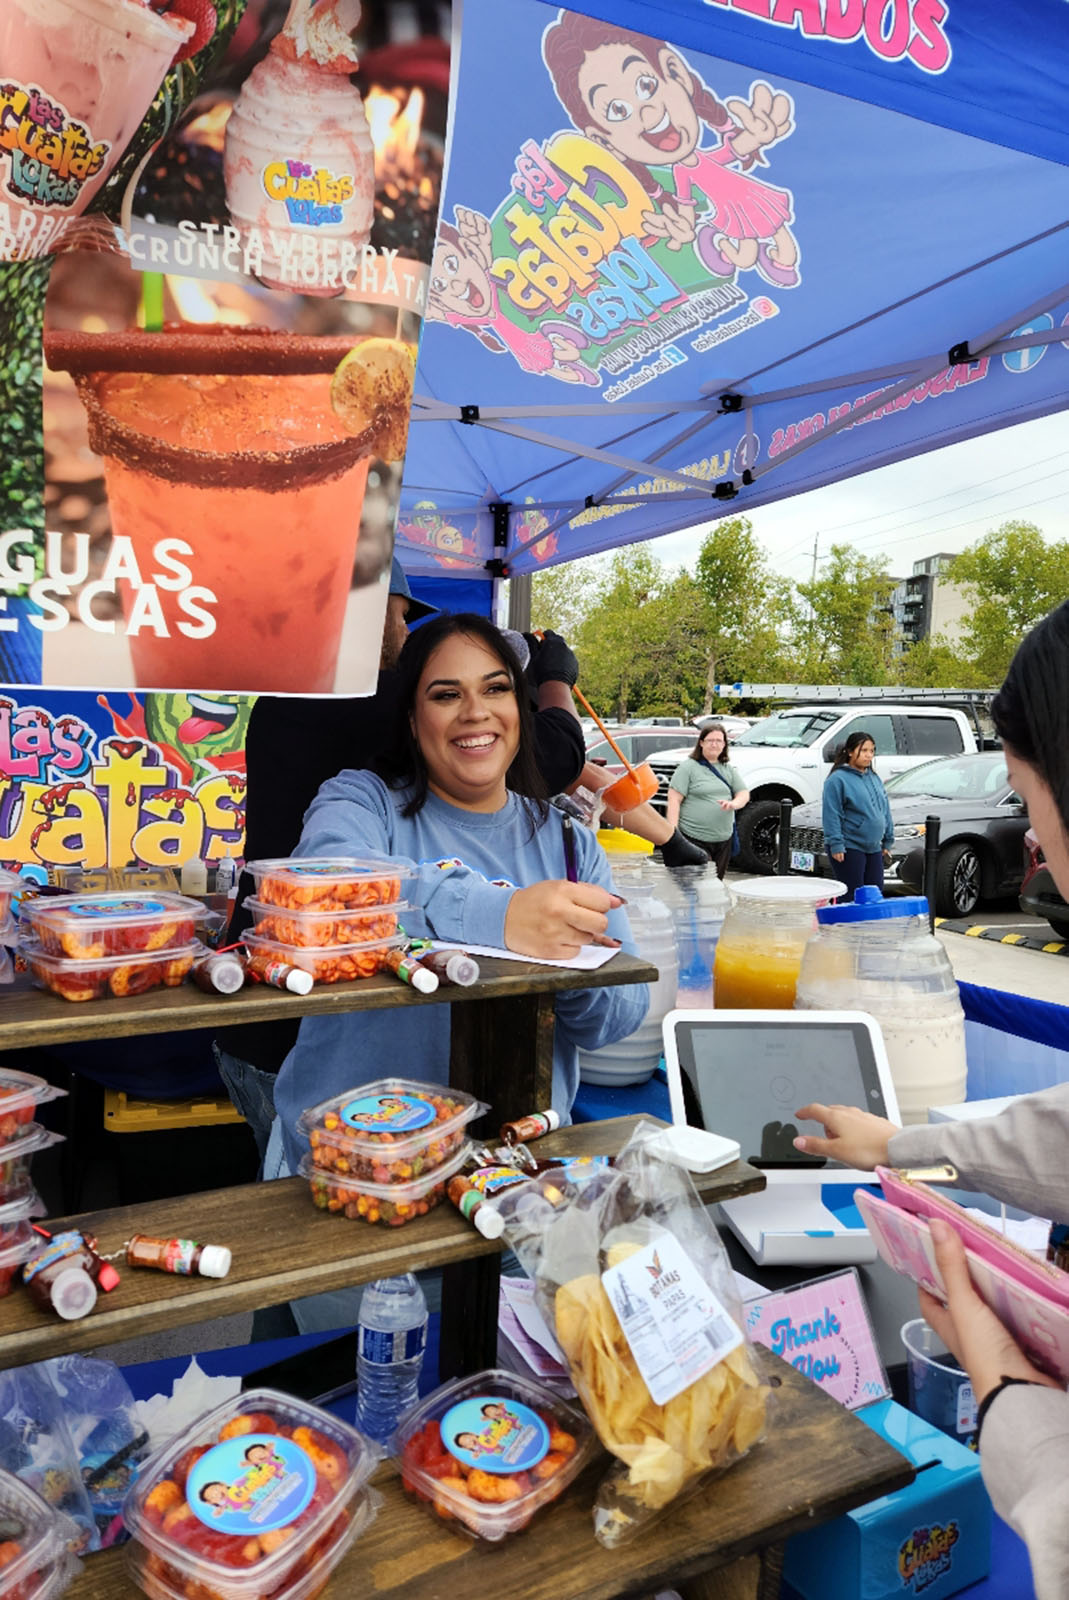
<box><xmin>493</xmin><ymin>1122</ymin><xmax>772</xmax><ymax>1545</ymax></box>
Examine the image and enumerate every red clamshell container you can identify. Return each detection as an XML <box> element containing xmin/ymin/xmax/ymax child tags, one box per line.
<box><xmin>0</xmin><ymin>1127</ymin><xmax>65</xmax><ymax>1206</ymax></box>
<box><xmin>122</xmin><ymin>1389</ymin><xmax>380</xmax><ymax>1600</ymax></box>
<box><xmin>20</xmin><ymin>892</ymin><xmax>206</xmax><ymax>959</ymax></box>
<box><xmin>395</xmin><ymin>1369</ymin><xmax>595</xmax><ymax>1541</ymax></box>
<box><xmin>0</xmin><ymin>1468</ymin><xmax>82</xmax><ymax>1600</ymax></box>
<box><xmin>0</xmin><ymin>1070</ymin><xmax>66</xmax><ymax>1148</ymax></box>
<box><xmin>246</xmin><ymin>858</ymin><xmax>413</xmax><ymax>913</ymax></box>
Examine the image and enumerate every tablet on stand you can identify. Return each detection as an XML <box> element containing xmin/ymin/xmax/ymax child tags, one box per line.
<box><xmin>662</xmin><ymin>1010</ymin><xmax>901</xmax><ymax>1266</ymax></box>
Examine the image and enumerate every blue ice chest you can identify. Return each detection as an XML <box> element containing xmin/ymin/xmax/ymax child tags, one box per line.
<box><xmin>783</xmin><ymin>1400</ymin><xmax>991</xmax><ymax>1600</ymax></box>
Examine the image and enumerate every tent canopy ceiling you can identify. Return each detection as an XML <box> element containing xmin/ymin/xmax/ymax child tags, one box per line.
<box><xmin>397</xmin><ymin>0</ymin><xmax>1069</xmax><ymax>579</ymax></box>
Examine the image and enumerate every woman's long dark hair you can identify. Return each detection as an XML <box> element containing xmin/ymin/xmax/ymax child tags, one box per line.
<box><xmin>376</xmin><ymin>613</ymin><xmax>550</xmax><ymax>821</ymax></box>
<box><xmin>831</xmin><ymin>730</ymin><xmax>875</xmax><ymax>771</ymax></box>
<box><xmin>992</xmin><ymin>599</ymin><xmax>1069</xmax><ymax>831</ymax></box>
<box><xmin>690</xmin><ymin>723</ymin><xmax>730</xmax><ymax>763</ymax></box>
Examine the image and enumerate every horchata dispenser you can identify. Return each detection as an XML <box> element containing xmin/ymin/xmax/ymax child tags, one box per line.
<box><xmin>794</xmin><ymin>885</ymin><xmax>967</xmax><ymax>1124</ymax></box>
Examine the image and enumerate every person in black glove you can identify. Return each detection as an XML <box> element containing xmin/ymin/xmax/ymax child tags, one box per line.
<box><xmin>523</xmin><ymin>628</ymin><xmax>579</xmax><ymax>688</ymax></box>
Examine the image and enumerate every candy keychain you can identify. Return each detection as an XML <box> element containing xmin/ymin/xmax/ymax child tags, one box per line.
<box><xmin>23</xmin><ymin>1226</ymin><xmax>120</xmax><ymax>1321</ymax></box>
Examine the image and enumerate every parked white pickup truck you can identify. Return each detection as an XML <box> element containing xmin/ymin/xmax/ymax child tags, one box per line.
<box><xmin>648</xmin><ymin>703</ymin><xmax>979</xmax><ymax>873</ymax></box>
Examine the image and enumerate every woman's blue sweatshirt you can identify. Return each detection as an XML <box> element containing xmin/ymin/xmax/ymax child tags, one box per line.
<box><xmin>272</xmin><ymin>770</ymin><xmax>649</xmax><ymax>1173</ymax></box>
<box><xmin>821</xmin><ymin>765</ymin><xmax>895</xmax><ymax>855</ymax></box>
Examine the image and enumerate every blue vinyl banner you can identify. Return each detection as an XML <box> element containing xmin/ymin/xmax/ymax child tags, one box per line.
<box><xmin>402</xmin><ymin>0</ymin><xmax>1069</xmax><ymax>575</ymax></box>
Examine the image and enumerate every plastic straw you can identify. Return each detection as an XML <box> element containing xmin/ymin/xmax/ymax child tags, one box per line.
<box><xmin>571</xmin><ymin>685</ymin><xmax>637</xmax><ymax>777</ymax></box>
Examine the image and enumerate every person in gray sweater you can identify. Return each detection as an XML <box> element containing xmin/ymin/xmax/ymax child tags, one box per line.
<box><xmin>793</xmin><ymin>598</ymin><xmax>1069</xmax><ymax>1600</ymax></box>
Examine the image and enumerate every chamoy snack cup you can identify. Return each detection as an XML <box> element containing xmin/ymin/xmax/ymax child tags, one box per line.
<box><xmin>25</xmin><ymin>945</ymin><xmax>196</xmax><ymax>1002</ymax></box>
<box><xmin>242</xmin><ymin>932</ymin><xmax>404</xmax><ymax>985</ymax></box>
<box><xmin>298</xmin><ymin>1080</ymin><xmax>485</xmax><ymax>1183</ymax></box>
<box><xmin>299</xmin><ymin>1140</ymin><xmax>472</xmax><ymax>1228</ymax></box>
<box><xmin>0</xmin><ymin>1182</ymin><xmax>43</xmax><ymax>1247</ymax></box>
<box><xmin>21</xmin><ymin>893</ymin><xmax>205</xmax><ymax>960</ymax></box>
<box><xmin>243</xmin><ymin>898</ymin><xmax>409</xmax><ymax>950</ymax></box>
<box><xmin>396</xmin><ymin>1369</ymin><xmax>594</xmax><ymax>1541</ymax></box>
<box><xmin>0</xmin><ymin>1069</ymin><xmax>67</xmax><ymax>1149</ymax></box>
<box><xmin>0</xmin><ymin>1127</ymin><xmax>65</xmax><ymax>1206</ymax></box>
<box><xmin>246</xmin><ymin>858</ymin><xmax>413</xmax><ymax>913</ymax></box>
<box><xmin>0</xmin><ymin>868</ymin><xmax>23</xmax><ymax>922</ymax></box>
<box><xmin>122</xmin><ymin>1388</ymin><xmax>380</xmax><ymax>1600</ymax></box>
<box><xmin>0</xmin><ymin>1226</ymin><xmax>45</xmax><ymax>1299</ymax></box>
<box><xmin>0</xmin><ymin>1468</ymin><xmax>82</xmax><ymax>1600</ymax></box>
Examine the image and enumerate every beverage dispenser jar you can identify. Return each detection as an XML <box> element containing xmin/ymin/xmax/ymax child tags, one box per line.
<box><xmin>794</xmin><ymin>886</ymin><xmax>967</xmax><ymax>1124</ymax></box>
<box><xmin>578</xmin><ymin>891</ymin><xmax>678</xmax><ymax>1086</ymax></box>
<box><xmin>713</xmin><ymin>877</ymin><xmax>846</xmax><ymax>1010</ymax></box>
<box><xmin>645</xmin><ymin>864</ymin><xmax>731</xmax><ymax>1008</ymax></box>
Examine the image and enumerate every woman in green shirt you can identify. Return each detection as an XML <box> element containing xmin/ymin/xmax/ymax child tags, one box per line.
<box><xmin>665</xmin><ymin>724</ymin><xmax>751</xmax><ymax>879</ymax></box>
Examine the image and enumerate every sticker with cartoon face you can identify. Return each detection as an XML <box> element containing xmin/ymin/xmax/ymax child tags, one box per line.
<box><xmin>441</xmin><ymin>1396</ymin><xmax>550</xmax><ymax>1474</ymax></box>
<box><xmin>63</xmin><ymin>898</ymin><xmax>168</xmax><ymax>918</ymax></box>
<box><xmin>187</xmin><ymin>1435</ymin><xmax>315</xmax><ymax>1534</ymax></box>
<box><xmin>341</xmin><ymin>1093</ymin><xmax>436</xmax><ymax>1133</ymax></box>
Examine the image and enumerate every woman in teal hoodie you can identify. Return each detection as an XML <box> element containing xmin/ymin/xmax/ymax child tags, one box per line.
<box><xmin>821</xmin><ymin>730</ymin><xmax>895</xmax><ymax>901</ymax></box>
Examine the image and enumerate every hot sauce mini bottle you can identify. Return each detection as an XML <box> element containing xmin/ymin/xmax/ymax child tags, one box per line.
<box><xmin>126</xmin><ymin>1235</ymin><xmax>232</xmax><ymax>1278</ymax></box>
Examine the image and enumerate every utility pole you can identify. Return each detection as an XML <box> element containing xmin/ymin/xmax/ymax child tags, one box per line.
<box><xmin>807</xmin><ymin>532</ymin><xmax>819</xmax><ymax>660</ymax></box>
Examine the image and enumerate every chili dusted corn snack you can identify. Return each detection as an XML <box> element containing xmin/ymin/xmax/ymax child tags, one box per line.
<box><xmin>242</xmin><ymin>899</ymin><xmax>407</xmax><ymax>950</ymax></box>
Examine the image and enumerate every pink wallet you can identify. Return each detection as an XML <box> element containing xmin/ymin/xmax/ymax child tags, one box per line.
<box><xmin>855</xmin><ymin>1165</ymin><xmax>1069</xmax><ymax>1383</ymax></box>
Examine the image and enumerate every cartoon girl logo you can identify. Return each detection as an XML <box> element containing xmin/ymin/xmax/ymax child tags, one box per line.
<box><xmin>428</xmin><ymin>212</ymin><xmax>601</xmax><ymax>385</ymax></box>
<box><xmin>542</xmin><ymin>14</ymin><xmax>800</xmax><ymax>289</ymax></box>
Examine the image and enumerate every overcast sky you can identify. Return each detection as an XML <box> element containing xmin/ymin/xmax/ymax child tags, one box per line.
<box><xmin>642</xmin><ymin>410</ymin><xmax>1069</xmax><ymax>584</ymax></box>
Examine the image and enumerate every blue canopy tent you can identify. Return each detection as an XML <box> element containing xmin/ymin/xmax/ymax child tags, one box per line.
<box><xmin>399</xmin><ymin>0</ymin><xmax>1069</xmax><ymax>613</ymax></box>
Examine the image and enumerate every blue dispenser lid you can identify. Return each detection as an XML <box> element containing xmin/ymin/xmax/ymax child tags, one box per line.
<box><xmin>815</xmin><ymin>884</ymin><xmax>929</xmax><ymax>924</ymax></box>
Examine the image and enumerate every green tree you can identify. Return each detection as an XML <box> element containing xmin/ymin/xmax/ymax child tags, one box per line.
<box><xmin>571</xmin><ymin>548</ymin><xmax>708</xmax><ymax>719</ymax></box>
<box><xmin>528</xmin><ymin>555</ymin><xmax>600</xmax><ymax>638</ymax></box>
<box><xmin>693</xmin><ymin>517</ymin><xmax>796</xmax><ymax>706</ymax></box>
<box><xmin>794</xmin><ymin>543</ymin><xmax>896</xmax><ymax>682</ymax></box>
<box><xmin>947</xmin><ymin>522</ymin><xmax>1069</xmax><ymax>682</ymax></box>
<box><xmin>896</xmin><ymin>634</ymin><xmax>981</xmax><ymax>688</ymax></box>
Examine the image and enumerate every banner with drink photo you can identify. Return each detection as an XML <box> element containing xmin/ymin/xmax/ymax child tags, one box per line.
<box><xmin>0</xmin><ymin>0</ymin><xmax>450</xmax><ymax>698</ymax></box>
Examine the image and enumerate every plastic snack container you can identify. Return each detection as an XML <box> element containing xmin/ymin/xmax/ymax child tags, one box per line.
<box><xmin>242</xmin><ymin>931</ymin><xmax>404</xmax><ymax>984</ymax></box>
<box><xmin>298</xmin><ymin>1079</ymin><xmax>485</xmax><ymax>1183</ymax></box>
<box><xmin>123</xmin><ymin>1388</ymin><xmax>380</xmax><ymax>1600</ymax></box>
<box><xmin>0</xmin><ymin>1182</ymin><xmax>43</xmax><ymax>1247</ymax></box>
<box><xmin>0</xmin><ymin>1127</ymin><xmax>65</xmax><ymax>1205</ymax></box>
<box><xmin>246</xmin><ymin>857</ymin><xmax>414</xmax><ymax>913</ymax></box>
<box><xmin>0</xmin><ymin>1468</ymin><xmax>82</xmax><ymax>1600</ymax></box>
<box><xmin>243</xmin><ymin>898</ymin><xmax>409</xmax><ymax>949</ymax></box>
<box><xmin>395</xmin><ymin>1368</ymin><xmax>595</xmax><ymax>1540</ymax></box>
<box><xmin>0</xmin><ymin>868</ymin><xmax>23</xmax><ymax>923</ymax></box>
<box><xmin>25</xmin><ymin>945</ymin><xmax>196</xmax><ymax>1003</ymax></box>
<box><xmin>299</xmin><ymin>1140</ymin><xmax>472</xmax><ymax>1227</ymax></box>
<box><xmin>0</xmin><ymin>1068</ymin><xmax>68</xmax><ymax>1148</ymax></box>
<box><xmin>0</xmin><ymin>1226</ymin><xmax>45</xmax><ymax>1299</ymax></box>
<box><xmin>20</xmin><ymin>893</ymin><xmax>205</xmax><ymax>959</ymax></box>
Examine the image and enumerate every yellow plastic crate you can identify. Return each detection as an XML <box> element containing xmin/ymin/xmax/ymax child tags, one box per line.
<box><xmin>103</xmin><ymin>1089</ymin><xmax>245</xmax><ymax>1133</ymax></box>
<box><xmin>597</xmin><ymin>826</ymin><xmax>654</xmax><ymax>855</ymax></box>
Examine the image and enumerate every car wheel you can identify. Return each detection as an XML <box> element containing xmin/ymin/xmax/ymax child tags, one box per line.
<box><xmin>934</xmin><ymin>842</ymin><xmax>983</xmax><ymax>918</ymax></box>
<box><xmin>735</xmin><ymin>799</ymin><xmax>783</xmax><ymax>875</ymax></box>
<box><xmin>1046</xmin><ymin>918</ymin><xmax>1069</xmax><ymax>942</ymax></box>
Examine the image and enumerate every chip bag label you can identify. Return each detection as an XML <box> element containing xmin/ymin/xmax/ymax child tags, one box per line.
<box><xmin>187</xmin><ymin>1435</ymin><xmax>316</xmax><ymax>1533</ymax></box>
<box><xmin>602</xmin><ymin>1233</ymin><xmax>743</xmax><ymax>1406</ymax></box>
<box><xmin>440</xmin><ymin>1396</ymin><xmax>550</xmax><ymax>1474</ymax></box>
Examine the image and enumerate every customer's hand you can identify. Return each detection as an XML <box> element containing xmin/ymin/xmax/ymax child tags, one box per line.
<box><xmin>883</xmin><ymin>849</ymin><xmax>893</xmax><ymax>866</ymax></box>
<box><xmin>831</xmin><ymin>850</ymin><xmax>845</xmax><ymax>862</ymax></box>
<box><xmin>920</xmin><ymin>1219</ymin><xmax>1060</xmax><ymax>1405</ymax></box>
<box><xmin>793</xmin><ymin>1102</ymin><xmax>900</xmax><ymax>1169</ymax></box>
<box><xmin>523</xmin><ymin>629</ymin><xmax>579</xmax><ymax>687</ymax></box>
<box><xmin>505</xmin><ymin>880</ymin><xmax>624</xmax><ymax>960</ymax></box>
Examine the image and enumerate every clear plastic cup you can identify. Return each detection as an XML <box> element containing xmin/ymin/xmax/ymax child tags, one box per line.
<box><xmin>299</xmin><ymin>1140</ymin><xmax>473</xmax><ymax>1228</ymax></box>
<box><xmin>123</xmin><ymin>1388</ymin><xmax>380</xmax><ymax>1600</ymax></box>
<box><xmin>21</xmin><ymin>892</ymin><xmax>206</xmax><ymax>959</ymax></box>
<box><xmin>395</xmin><ymin>1368</ymin><xmax>595</xmax><ymax>1541</ymax></box>
<box><xmin>901</xmin><ymin>1318</ymin><xmax>978</xmax><ymax>1447</ymax></box>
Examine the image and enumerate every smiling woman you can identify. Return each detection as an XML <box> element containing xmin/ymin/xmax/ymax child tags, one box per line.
<box><xmin>269</xmin><ymin>615</ymin><xmax>650</xmax><ymax>1235</ymax></box>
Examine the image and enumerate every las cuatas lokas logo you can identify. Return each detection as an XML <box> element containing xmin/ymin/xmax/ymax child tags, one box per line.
<box><xmin>898</xmin><ymin>1521</ymin><xmax>959</xmax><ymax>1593</ymax></box>
<box><xmin>0</xmin><ymin>82</ymin><xmax>109</xmax><ymax>210</ymax></box>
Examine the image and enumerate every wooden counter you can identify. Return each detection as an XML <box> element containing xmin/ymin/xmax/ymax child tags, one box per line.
<box><xmin>66</xmin><ymin>1352</ymin><xmax>914</xmax><ymax>1600</ymax></box>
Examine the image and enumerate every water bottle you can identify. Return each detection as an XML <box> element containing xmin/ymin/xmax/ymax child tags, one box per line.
<box><xmin>355</xmin><ymin>1274</ymin><xmax>428</xmax><ymax>1444</ymax></box>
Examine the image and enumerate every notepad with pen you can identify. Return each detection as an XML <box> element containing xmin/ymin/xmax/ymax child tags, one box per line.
<box><xmin>855</xmin><ymin>1164</ymin><xmax>1069</xmax><ymax>1383</ymax></box>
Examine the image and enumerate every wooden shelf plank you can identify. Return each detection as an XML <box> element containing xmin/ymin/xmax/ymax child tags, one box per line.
<box><xmin>0</xmin><ymin>1118</ymin><xmax>764</xmax><ymax>1367</ymax></box>
<box><xmin>0</xmin><ymin>954</ymin><xmax>657</xmax><ymax>1050</ymax></box>
<box><xmin>65</xmin><ymin>1353</ymin><xmax>913</xmax><ymax>1600</ymax></box>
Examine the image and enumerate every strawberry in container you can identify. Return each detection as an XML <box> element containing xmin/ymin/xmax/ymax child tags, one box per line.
<box><xmin>0</xmin><ymin>1070</ymin><xmax>66</xmax><ymax>1150</ymax></box>
<box><xmin>21</xmin><ymin>893</ymin><xmax>205</xmax><ymax>960</ymax></box>
<box><xmin>246</xmin><ymin>857</ymin><xmax>413</xmax><ymax>914</ymax></box>
<box><xmin>396</xmin><ymin>1370</ymin><xmax>594</xmax><ymax>1541</ymax></box>
<box><xmin>122</xmin><ymin>1389</ymin><xmax>380</xmax><ymax>1600</ymax></box>
<box><xmin>298</xmin><ymin>1140</ymin><xmax>472</xmax><ymax>1228</ymax></box>
<box><xmin>242</xmin><ymin>898</ymin><xmax>408</xmax><ymax>949</ymax></box>
<box><xmin>297</xmin><ymin>1079</ymin><xmax>485</xmax><ymax>1184</ymax></box>
<box><xmin>25</xmin><ymin>946</ymin><xmax>195</xmax><ymax>1003</ymax></box>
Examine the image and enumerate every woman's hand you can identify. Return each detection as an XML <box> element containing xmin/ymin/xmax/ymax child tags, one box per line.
<box><xmin>504</xmin><ymin>881</ymin><xmax>624</xmax><ymax>960</ymax></box>
<box><xmin>719</xmin><ymin>798</ymin><xmax>734</xmax><ymax>811</ymax></box>
<box><xmin>920</xmin><ymin>1218</ymin><xmax>1059</xmax><ymax>1404</ymax></box>
<box><xmin>831</xmin><ymin>850</ymin><xmax>845</xmax><ymax>862</ymax></box>
<box><xmin>793</xmin><ymin>1101</ymin><xmax>900</xmax><ymax>1169</ymax></box>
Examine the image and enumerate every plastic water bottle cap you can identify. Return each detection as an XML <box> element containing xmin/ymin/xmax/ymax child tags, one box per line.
<box><xmin>198</xmin><ymin>1245</ymin><xmax>232</xmax><ymax>1278</ymax></box>
<box><xmin>284</xmin><ymin>968</ymin><xmax>314</xmax><ymax>995</ymax></box>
